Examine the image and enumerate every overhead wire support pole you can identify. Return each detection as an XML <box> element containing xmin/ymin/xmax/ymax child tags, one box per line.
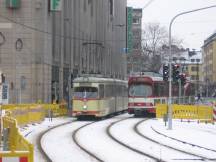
<box><xmin>168</xmin><ymin>5</ymin><xmax>216</xmax><ymax>130</ymax></box>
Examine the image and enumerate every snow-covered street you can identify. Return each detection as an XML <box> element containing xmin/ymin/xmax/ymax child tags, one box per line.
<box><xmin>20</xmin><ymin>114</ymin><xmax>216</xmax><ymax>162</ymax></box>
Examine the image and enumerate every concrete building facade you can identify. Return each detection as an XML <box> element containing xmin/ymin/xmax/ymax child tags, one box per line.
<box><xmin>202</xmin><ymin>32</ymin><xmax>216</xmax><ymax>96</ymax></box>
<box><xmin>0</xmin><ymin>0</ymin><xmax>127</xmax><ymax>103</ymax></box>
<box><xmin>163</xmin><ymin>48</ymin><xmax>203</xmax><ymax>95</ymax></box>
<box><xmin>0</xmin><ymin>0</ymin><xmax>52</xmax><ymax>103</ymax></box>
<box><xmin>127</xmin><ymin>8</ymin><xmax>143</xmax><ymax>74</ymax></box>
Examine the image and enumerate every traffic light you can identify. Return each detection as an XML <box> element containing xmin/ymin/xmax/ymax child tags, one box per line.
<box><xmin>172</xmin><ymin>64</ymin><xmax>180</xmax><ymax>82</ymax></box>
<box><xmin>163</xmin><ymin>64</ymin><xmax>169</xmax><ymax>81</ymax></box>
<box><xmin>180</xmin><ymin>73</ymin><xmax>186</xmax><ymax>85</ymax></box>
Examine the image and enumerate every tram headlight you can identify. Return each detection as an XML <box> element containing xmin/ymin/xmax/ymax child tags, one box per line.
<box><xmin>83</xmin><ymin>105</ymin><xmax>87</xmax><ymax>110</ymax></box>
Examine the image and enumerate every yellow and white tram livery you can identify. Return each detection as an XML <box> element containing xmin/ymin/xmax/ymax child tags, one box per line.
<box><xmin>72</xmin><ymin>76</ymin><xmax>128</xmax><ymax>118</ymax></box>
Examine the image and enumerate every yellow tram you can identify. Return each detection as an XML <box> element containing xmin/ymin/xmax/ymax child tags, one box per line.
<box><xmin>72</xmin><ymin>76</ymin><xmax>128</xmax><ymax>118</ymax></box>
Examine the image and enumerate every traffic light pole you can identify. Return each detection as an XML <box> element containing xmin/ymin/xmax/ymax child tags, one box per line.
<box><xmin>168</xmin><ymin>5</ymin><xmax>216</xmax><ymax>130</ymax></box>
<box><xmin>178</xmin><ymin>64</ymin><xmax>182</xmax><ymax>104</ymax></box>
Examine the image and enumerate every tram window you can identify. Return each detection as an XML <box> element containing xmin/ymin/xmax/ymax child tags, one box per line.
<box><xmin>99</xmin><ymin>84</ymin><xmax>104</xmax><ymax>98</ymax></box>
<box><xmin>105</xmin><ymin>85</ymin><xmax>112</xmax><ymax>97</ymax></box>
<box><xmin>112</xmin><ymin>84</ymin><xmax>117</xmax><ymax>96</ymax></box>
<box><xmin>115</xmin><ymin>85</ymin><xmax>119</xmax><ymax>96</ymax></box>
<box><xmin>154</xmin><ymin>84</ymin><xmax>159</xmax><ymax>96</ymax></box>
<box><xmin>124</xmin><ymin>86</ymin><xmax>128</xmax><ymax>97</ymax></box>
<box><xmin>129</xmin><ymin>84</ymin><xmax>152</xmax><ymax>97</ymax></box>
<box><xmin>120</xmin><ymin>85</ymin><xmax>123</xmax><ymax>96</ymax></box>
<box><xmin>74</xmin><ymin>87</ymin><xmax>98</xmax><ymax>98</ymax></box>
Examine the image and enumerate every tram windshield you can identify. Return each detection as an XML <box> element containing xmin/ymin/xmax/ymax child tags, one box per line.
<box><xmin>129</xmin><ymin>84</ymin><xmax>152</xmax><ymax>97</ymax></box>
<box><xmin>74</xmin><ymin>87</ymin><xmax>98</xmax><ymax>98</ymax></box>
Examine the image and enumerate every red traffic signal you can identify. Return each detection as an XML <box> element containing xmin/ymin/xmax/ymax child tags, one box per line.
<box><xmin>172</xmin><ymin>64</ymin><xmax>180</xmax><ymax>82</ymax></box>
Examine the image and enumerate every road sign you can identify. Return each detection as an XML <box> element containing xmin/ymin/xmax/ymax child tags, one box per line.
<box><xmin>50</xmin><ymin>0</ymin><xmax>62</xmax><ymax>11</ymax></box>
<box><xmin>1</xmin><ymin>84</ymin><xmax>9</xmax><ymax>104</ymax></box>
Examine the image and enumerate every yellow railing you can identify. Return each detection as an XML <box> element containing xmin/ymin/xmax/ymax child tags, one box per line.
<box><xmin>2</xmin><ymin>104</ymin><xmax>45</xmax><ymax>126</ymax></box>
<box><xmin>2</xmin><ymin>103</ymin><xmax>68</xmax><ymax>124</ymax></box>
<box><xmin>41</xmin><ymin>103</ymin><xmax>68</xmax><ymax>117</ymax></box>
<box><xmin>1</xmin><ymin>116</ymin><xmax>34</xmax><ymax>162</ymax></box>
<box><xmin>156</xmin><ymin>104</ymin><xmax>213</xmax><ymax>122</ymax></box>
<box><xmin>1</xmin><ymin>103</ymin><xmax>68</xmax><ymax>162</ymax></box>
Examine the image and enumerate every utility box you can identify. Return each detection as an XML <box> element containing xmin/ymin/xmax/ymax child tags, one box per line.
<box><xmin>5</xmin><ymin>0</ymin><xmax>21</xmax><ymax>9</ymax></box>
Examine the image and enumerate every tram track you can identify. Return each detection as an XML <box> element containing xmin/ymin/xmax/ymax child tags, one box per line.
<box><xmin>135</xmin><ymin>119</ymin><xmax>216</xmax><ymax>161</ymax></box>
<box><xmin>72</xmin><ymin>121</ymin><xmax>104</xmax><ymax>162</ymax></box>
<box><xmin>36</xmin><ymin>115</ymin><xmax>216</xmax><ymax>162</ymax></box>
<box><xmin>37</xmin><ymin>114</ymin><xmax>128</xmax><ymax>162</ymax></box>
<box><xmin>37</xmin><ymin>120</ymin><xmax>75</xmax><ymax>162</ymax></box>
<box><xmin>106</xmin><ymin>117</ymin><xmax>165</xmax><ymax>162</ymax></box>
<box><xmin>37</xmin><ymin>118</ymin><xmax>102</xmax><ymax>162</ymax></box>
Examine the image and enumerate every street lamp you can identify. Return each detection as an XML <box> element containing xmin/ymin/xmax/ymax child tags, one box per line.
<box><xmin>196</xmin><ymin>59</ymin><xmax>200</xmax><ymax>97</ymax></box>
<box><xmin>168</xmin><ymin>5</ymin><xmax>216</xmax><ymax>130</ymax></box>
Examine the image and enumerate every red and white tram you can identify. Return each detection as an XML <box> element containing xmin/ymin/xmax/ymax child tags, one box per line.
<box><xmin>127</xmin><ymin>74</ymin><xmax>195</xmax><ymax>117</ymax></box>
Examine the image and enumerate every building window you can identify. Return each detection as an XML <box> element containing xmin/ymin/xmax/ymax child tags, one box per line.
<box><xmin>196</xmin><ymin>59</ymin><xmax>200</xmax><ymax>62</ymax></box>
<box><xmin>91</xmin><ymin>1</ymin><xmax>93</xmax><ymax>17</ymax></box>
<box><xmin>132</xmin><ymin>42</ymin><xmax>139</xmax><ymax>49</ymax></box>
<box><xmin>191</xmin><ymin>59</ymin><xmax>195</xmax><ymax>62</ymax></box>
<box><xmin>191</xmin><ymin>66</ymin><xmax>199</xmax><ymax>71</ymax></box>
<box><xmin>191</xmin><ymin>75</ymin><xmax>199</xmax><ymax>80</ymax></box>
<box><xmin>133</xmin><ymin>18</ymin><xmax>140</xmax><ymax>24</ymax></box>
<box><xmin>88</xmin><ymin>0</ymin><xmax>92</xmax><ymax>5</ymax></box>
<box><xmin>20</xmin><ymin>76</ymin><xmax>27</xmax><ymax>90</ymax></box>
<box><xmin>109</xmin><ymin>0</ymin><xmax>114</xmax><ymax>16</ymax></box>
<box><xmin>172</xmin><ymin>57</ymin><xmax>177</xmax><ymax>61</ymax></box>
<box><xmin>83</xmin><ymin>0</ymin><xmax>86</xmax><ymax>12</ymax></box>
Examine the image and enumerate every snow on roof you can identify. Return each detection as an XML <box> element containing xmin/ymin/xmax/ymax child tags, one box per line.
<box><xmin>163</xmin><ymin>50</ymin><xmax>203</xmax><ymax>65</ymax></box>
<box><xmin>73</xmin><ymin>76</ymin><xmax>127</xmax><ymax>84</ymax></box>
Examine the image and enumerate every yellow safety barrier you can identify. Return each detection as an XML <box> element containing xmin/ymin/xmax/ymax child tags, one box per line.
<box><xmin>156</xmin><ymin>104</ymin><xmax>213</xmax><ymax>122</ymax></box>
<box><xmin>2</xmin><ymin>104</ymin><xmax>45</xmax><ymax>126</ymax></box>
<box><xmin>28</xmin><ymin>105</ymin><xmax>45</xmax><ymax>124</ymax></box>
<box><xmin>42</xmin><ymin>103</ymin><xmax>68</xmax><ymax>117</ymax></box>
<box><xmin>1</xmin><ymin>116</ymin><xmax>34</xmax><ymax>162</ymax></box>
<box><xmin>0</xmin><ymin>102</ymin><xmax>68</xmax><ymax>162</ymax></box>
<box><xmin>2</xmin><ymin>103</ymin><xmax>68</xmax><ymax>124</ymax></box>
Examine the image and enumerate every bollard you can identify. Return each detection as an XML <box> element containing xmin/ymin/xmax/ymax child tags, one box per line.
<box><xmin>163</xmin><ymin>114</ymin><xmax>168</xmax><ymax>126</ymax></box>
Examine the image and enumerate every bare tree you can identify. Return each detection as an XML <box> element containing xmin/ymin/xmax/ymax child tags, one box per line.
<box><xmin>141</xmin><ymin>23</ymin><xmax>183</xmax><ymax>72</ymax></box>
<box><xmin>142</xmin><ymin>23</ymin><xmax>168</xmax><ymax>56</ymax></box>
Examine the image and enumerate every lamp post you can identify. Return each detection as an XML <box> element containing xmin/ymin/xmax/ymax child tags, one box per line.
<box><xmin>196</xmin><ymin>59</ymin><xmax>200</xmax><ymax>97</ymax></box>
<box><xmin>168</xmin><ymin>5</ymin><xmax>216</xmax><ymax>130</ymax></box>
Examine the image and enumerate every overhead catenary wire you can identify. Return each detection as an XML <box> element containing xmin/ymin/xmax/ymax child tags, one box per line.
<box><xmin>0</xmin><ymin>13</ymin><xmax>213</xmax><ymax>44</ymax></box>
<box><xmin>0</xmin><ymin>14</ymin><xmax>91</xmax><ymax>42</ymax></box>
<box><xmin>0</xmin><ymin>13</ymin><xmax>165</xmax><ymax>43</ymax></box>
<box><xmin>142</xmin><ymin>0</ymin><xmax>155</xmax><ymax>10</ymax></box>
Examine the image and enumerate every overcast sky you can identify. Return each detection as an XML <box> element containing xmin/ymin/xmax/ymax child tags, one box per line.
<box><xmin>127</xmin><ymin>0</ymin><xmax>216</xmax><ymax>50</ymax></box>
